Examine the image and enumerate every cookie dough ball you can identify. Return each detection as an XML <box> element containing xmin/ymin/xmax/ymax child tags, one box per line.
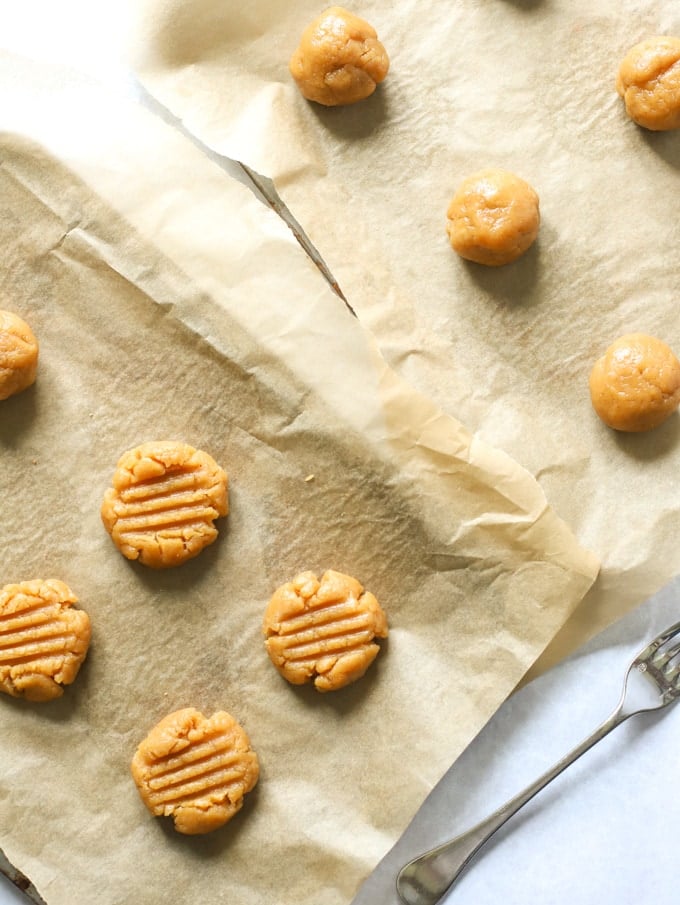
<box><xmin>263</xmin><ymin>569</ymin><xmax>388</xmax><ymax>692</ymax></box>
<box><xmin>616</xmin><ymin>36</ymin><xmax>680</xmax><ymax>131</ymax></box>
<box><xmin>446</xmin><ymin>169</ymin><xmax>540</xmax><ymax>266</ymax></box>
<box><xmin>101</xmin><ymin>441</ymin><xmax>228</xmax><ymax>568</ymax></box>
<box><xmin>0</xmin><ymin>310</ymin><xmax>39</xmax><ymax>401</ymax></box>
<box><xmin>0</xmin><ymin>579</ymin><xmax>91</xmax><ymax>702</ymax></box>
<box><xmin>289</xmin><ymin>6</ymin><xmax>389</xmax><ymax>106</ymax></box>
<box><xmin>131</xmin><ymin>708</ymin><xmax>259</xmax><ymax>835</ymax></box>
<box><xmin>589</xmin><ymin>333</ymin><xmax>680</xmax><ymax>432</ymax></box>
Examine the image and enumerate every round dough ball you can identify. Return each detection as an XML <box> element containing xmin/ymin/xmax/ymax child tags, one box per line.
<box><xmin>446</xmin><ymin>169</ymin><xmax>540</xmax><ymax>266</ymax></box>
<box><xmin>616</xmin><ymin>36</ymin><xmax>680</xmax><ymax>131</ymax></box>
<box><xmin>263</xmin><ymin>569</ymin><xmax>388</xmax><ymax>692</ymax></box>
<box><xmin>101</xmin><ymin>440</ymin><xmax>228</xmax><ymax>568</ymax></box>
<box><xmin>289</xmin><ymin>6</ymin><xmax>389</xmax><ymax>106</ymax></box>
<box><xmin>589</xmin><ymin>333</ymin><xmax>680</xmax><ymax>432</ymax></box>
<box><xmin>0</xmin><ymin>310</ymin><xmax>39</xmax><ymax>401</ymax></box>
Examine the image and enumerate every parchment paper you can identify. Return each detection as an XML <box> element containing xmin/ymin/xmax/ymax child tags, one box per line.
<box><xmin>0</xmin><ymin>53</ymin><xmax>596</xmax><ymax>905</ymax></box>
<box><xmin>131</xmin><ymin>0</ymin><xmax>680</xmax><ymax>676</ymax></box>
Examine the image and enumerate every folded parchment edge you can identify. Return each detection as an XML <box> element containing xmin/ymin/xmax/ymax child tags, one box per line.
<box><xmin>130</xmin><ymin>76</ymin><xmax>356</xmax><ymax>315</ymax></box>
<box><xmin>3</xmin><ymin>49</ymin><xmax>595</xmax><ymax>905</ymax></box>
<box><xmin>0</xmin><ymin>847</ymin><xmax>45</xmax><ymax>905</ymax></box>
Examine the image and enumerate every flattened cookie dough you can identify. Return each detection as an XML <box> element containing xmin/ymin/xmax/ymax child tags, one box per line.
<box><xmin>131</xmin><ymin>708</ymin><xmax>259</xmax><ymax>835</ymax></box>
<box><xmin>616</xmin><ymin>36</ymin><xmax>680</xmax><ymax>131</ymax></box>
<box><xmin>446</xmin><ymin>168</ymin><xmax>540</xmax><ymax>267</ymax></box>
<box><xmin>589</xmin><ymin>333</ymin><xmax>680</xmax><ymax>432</ymax></box>
<box><xmin>0</xmin><ymin>579</ymin><xmax>91</xmax><ymax>702</ymax></box>
<box><xmin>0</xmin><ymin>310</ymin><xmax>39</xmax><ymax>401</ymax></box>
<box><xmin>263</xmin><ymin>569</ymin><xmax>388</xmax><ymax>692</ymax></box>
<box><xmin>101</xmin><ymin>441</ymin><xmax>228</xmax><ymax>568</ymax></box>
<box><xmin>290</xmin><ymin>6</ymin><xmax>389</xmax><ymax>106</ymax></box>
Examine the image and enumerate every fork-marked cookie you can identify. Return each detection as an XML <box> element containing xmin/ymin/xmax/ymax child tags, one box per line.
<box><xmin>0</xmin><ymin>579</ymin><xmax>91</xmax><ymax>701</ymax></box>
<box><xmin>263</xmin><ymin>570</ymin><xmax>388</xmax><ymax>692</ymax></box>
<box><xmin>101</xmin><ymin>441</ymin><xmax>228</xmax><ymax>569</ymax></box>
<box><xmin>131</xmin><ymin>708</ymin><xmax>259</xmax><ymax>834</ymax></box>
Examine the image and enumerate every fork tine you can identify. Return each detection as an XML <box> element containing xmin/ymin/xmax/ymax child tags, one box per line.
<box><xmin>665</xmin><ymin>665</ymin><xmax>680</xmax><ymax>686</ymax></box>
<box><xmin>655</xmin><ymin>639</ymin><xmax>680</xmax><ymax>668</ymax></box>
<box><xmin>659</xmin><ymin>620</ymin><xmax>680</xmax><ymax>642</ymax></box>
<box><xmin>639</xmin><ymin>620</ymin><xmax>680</xmax><ymax>659</ymax></box>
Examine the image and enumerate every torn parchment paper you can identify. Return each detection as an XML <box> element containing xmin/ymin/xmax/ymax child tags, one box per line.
<box><xmin>0</xmin><ymin>53</ymin><xmax>596</xmax><ymax>905</ymax></box>
<box><xmin>131</xmin><ymin>0</ymin><xmax>680</xmax><ymax>675</ymax></box>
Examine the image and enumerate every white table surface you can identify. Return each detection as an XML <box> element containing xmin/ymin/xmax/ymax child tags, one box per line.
<box><xmin>352</xmin><ymin>574</ymin><xmax>680</xmax><ymax>905</ymax></box>
<box><xmin>0</xmin><ymin>880</ymin><xmax>31</xmax><ymax>905</ymax></box>
<box><xmin>1</xmin><ymin>3</ymin><xmax>679</xmax><ymax>904</ymax></box>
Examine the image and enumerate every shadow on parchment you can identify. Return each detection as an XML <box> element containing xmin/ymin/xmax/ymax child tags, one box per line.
<box><xmin>612</xmin><ymin>413</ymin><xmax>680</xmax><ymax>462</ymax></box>
<box><xmin>0</xmin><ymin>382</ymin><xmax>39</xmax><ymax>444</ymax></box>
<box><xmin>640</xmin><ymin>128</ymin><xmax>680</xmax><ymax>171</ymax></box>
<box><xmin>308</xmin><ymin>86</ymin><xmax>390</xmax><ymax>141</ymax></box>
<box><xmin>502</xmin><ymin>0</ymin><xmax>547</xmax><ymax>9</ymax></box>
<box><xmin>461</xmin><ymin>238</ymin><xmax>543</xmax><ymax>308</ymax></box>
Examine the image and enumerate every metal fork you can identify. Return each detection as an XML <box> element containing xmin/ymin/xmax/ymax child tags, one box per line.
<box><xmin>396</xmin><ymin>619</ymin><xmax>680</xmax><ymax>905</ymax></box>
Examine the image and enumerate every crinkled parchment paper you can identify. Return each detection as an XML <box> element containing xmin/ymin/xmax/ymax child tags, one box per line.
<box><xmin>0</xmin><ymin>53</ymin><xmax>597</xmax><ymax>905</ymax></box>
<box><xmin>132</xmin><ymin>0</ymin><xmax>680</xmax><ymax>676</ymax></box>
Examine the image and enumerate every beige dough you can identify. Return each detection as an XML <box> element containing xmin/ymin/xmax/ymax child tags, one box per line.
<box><xmin>263</xmin><ymin>569</ymin><xmax>388</xmax><ymax>692</ymax></box>
<box><xmin>289</xmin><ymin>6</ymin><xmax>389</xmax><ymax>106</ymax></box>
<box><xmin>0</xmin><ymin>579</ymin><xmax>91</xmax><ymax>702</ymax></box>
<box><xmin>616</xmin><ymin>36</ymin><xmax>680</xmax><ymax>131</ymax></box>
<box><xmin>131</xmin><ymin>708</ymin><xmax>259</xmax><ymax>835</ymax></box>
<box><xmin>446</xmin><ymin>168</ymin><xmax>540</xmax><ymax>266</ymax></box>
<box><xmin>0</xmin><ymin>310</ymin><xmax>38</xmax><ymax>401</ymax></box>
<box><xmin>101</xmin><ymin>440</ymin><xmax>228</xmax><ymax>568</ymax></box>
<box><xmin>589</xmin><ymin>333</ymin><xmax>680</xmax><ymax>432</ymax></box>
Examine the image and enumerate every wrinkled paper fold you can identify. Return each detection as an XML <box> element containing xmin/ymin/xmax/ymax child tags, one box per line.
<box><xmin>0</xmin><ymin>52</ymin><xmax>597</xmax><ymax>905</ymax></box>
<box><xmin>132</xmin><ymin>0</ymin><xmax>680</xmax><ymax>677</ymax></box>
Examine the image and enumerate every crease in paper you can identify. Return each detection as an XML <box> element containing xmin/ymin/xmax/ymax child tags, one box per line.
<box><xmin>0</xmin><ymin>51</ymin><xmax>597</xmax><ymax>905</ymax></box>
<box><xmin>131</xmin><ymin>0</ymin><xmax>680</xmax><ymax>677</ymax></box>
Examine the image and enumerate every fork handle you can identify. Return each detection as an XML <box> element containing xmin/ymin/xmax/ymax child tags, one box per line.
<box><xmin>396</xmin><ymin>709</ymin><xmax>626</xmax><ymax>905</ymax></box>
